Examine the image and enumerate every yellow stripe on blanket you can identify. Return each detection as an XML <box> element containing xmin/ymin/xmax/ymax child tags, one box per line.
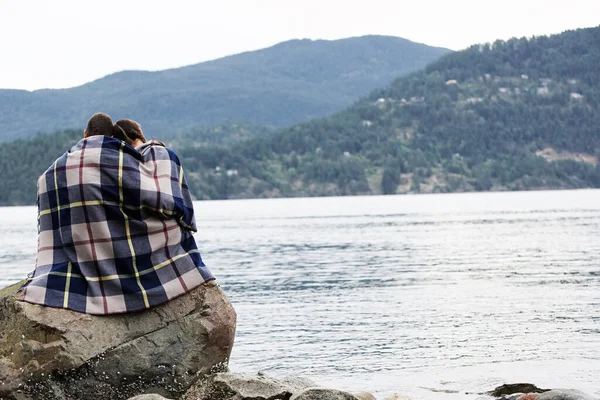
<box><xmin>118</xmin><ymin>142</ymin><xmax>149</xmax><ymax>309</ymax></box>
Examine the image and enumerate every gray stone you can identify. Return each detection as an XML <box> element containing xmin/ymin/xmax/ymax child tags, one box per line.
<box><xmin>291</xmin><ymin>388</ymin><xmax>361</xmax><ymax>400</ymax></box>
<box><xmin>183</xmin><ymin>372</ymin><xmax>318</xmax><ymax>400</ymax></box>
<box><xmin>128</xmin><ymin>395</ymin><xmax>173</xmax><ymax>400</ymax></box>
<box><xmin>537</xmin><ymin>389</ymin><xmax>598</xmax><ymax>400</ymax></box>
<box><xmin>0</xmin><ymin>280</ymin><xmax>236</xmax><ymax>400</ymax></box>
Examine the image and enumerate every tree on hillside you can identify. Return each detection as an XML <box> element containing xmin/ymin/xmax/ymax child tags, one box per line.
<box><xmin>381</xmin><ymin>167</ymin><xmax>400</xmax><ymax>195</ymax></box>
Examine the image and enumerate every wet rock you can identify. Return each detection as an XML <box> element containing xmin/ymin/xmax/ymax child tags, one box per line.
<box><xmin>490</xmin><ymin>384</ymin><xmax>549</xmax><ymax>397</ymax></box>
<box><xmin>128</xmin><ymin>395</ymin><xmax>173</xmax><ymax>400</ymax></box>
<box><xmin>182</xmin><ymin>372</ymin><xmax>317</xmax><ymax>400</ymax></box>
<box><xmin>536</xmin><ymin>389</ymin><xmax>598</xmax><ymax>400</ymax></box>
<box><xmin>291</xmin><ymin>388</ymin><xmax>361</xmax><ymax>400</ymax></box>
<box><xmin>517</xmin><ymin>394</ymin><xmax>540</xmax><ymax>400</ymax></box>
<box><xmin>0</xmin><ymin>280</ymin><xmax>236</xmax><ymax>400</ymax></box>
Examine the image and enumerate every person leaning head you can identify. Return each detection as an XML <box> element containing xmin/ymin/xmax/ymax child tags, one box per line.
<box><xmin>84</xmin><ymin>112</ymin><xmax>113</xmax><ymax>138</ymax></box>
<box><xmin>112</xmin><ymin>119</ymin><xmax>147</xmax><ymax>145</ymax></box>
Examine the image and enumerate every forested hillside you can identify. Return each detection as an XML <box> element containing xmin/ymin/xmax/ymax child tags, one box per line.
<box><xmin>0</xmin><ymin>36</ymin><xmax>449</xmax><ymax>142</ymax></box>
<box><xmin>2</xmin><ymin>27</ymin><xmax>599</xmax><ymax>205</ymax></box>
<box><xmin>178</xmin><ymin>26</ymin><xmax>600</xmax><ymax>199</ymax></box>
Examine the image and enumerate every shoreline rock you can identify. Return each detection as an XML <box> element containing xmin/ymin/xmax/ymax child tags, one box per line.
<box><xmin>489</xmin><ymin>384</ymin><xmax>598</xmax><ymax>400</ymax></box>
<box><xmin>537</xmin><ymin>389</ymin><xmax>598</xmax><ymax>400</ymax></box>
<box><xmin>489</xmin><ymin>384</ymin><xmax>550</xmax><ymax>397</ymax></box>
<box><xmin>291</xmin><ymin>388</ymin><xmax>360</xmax><ymax>400</ymax></box>
<box><xmin>182</xmin><ymin>372</ymin><xmax>318</xmax><ymax>400</ymax></box>
<box><xmin>0</xmin><ymin>280</ymin><xmax>236</xmax><ymax>400</ymax></box>
<box><xmin>181</xmin><ymin>372</ymin><xmax>365</xmax><ymax>400</ymax></box>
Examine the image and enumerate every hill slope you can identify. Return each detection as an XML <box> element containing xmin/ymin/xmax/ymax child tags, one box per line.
<box><xmin>0</xmin><ymin>36</ymin><xmax>449</xmax><ymax>142</ymax></box>
<box><xmin>2</xmin><ymin>27</ymin><xmax>599</xmax><ymax>205</ymax></box>
<box><xmin>176</xmin><ymin>26</ymin><xmax>600</xmax><ymax>199</ymax></box>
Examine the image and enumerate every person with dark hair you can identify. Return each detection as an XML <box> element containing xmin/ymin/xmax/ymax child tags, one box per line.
<box><xmin>112</xmin><ymin>119</ymin><xmax>147</xmax><ymax>147</ymax></box>
<box><xmin>85</xmin><ymin>112</ymin><xmax>114</xmax><ymax>138</ymax></box>
<box><xmin>20</xmin><ymin>113</ymin><xmax>214</xmax><ymax>314</ymax></box>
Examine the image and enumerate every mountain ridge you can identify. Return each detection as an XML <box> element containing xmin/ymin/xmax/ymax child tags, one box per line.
<box><xmin>0</xmin><ymin>35</ymin><xmax>450</xmax><ymax>141</ymax></box>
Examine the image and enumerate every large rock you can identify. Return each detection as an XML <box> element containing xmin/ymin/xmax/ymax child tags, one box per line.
<box><xmin>536</xmin><ymin>390</ymin><xmax>598</xmax><ymax>400</ymax></box>
<box><xmin>182</xmin><ymin>372</ymin><xmax>317</xmax><ymax>400</ymax></box>
<box><xmin>0</xmin><ymin>280</ymin><xmax>236</xmax><ymax>400</ymax></box>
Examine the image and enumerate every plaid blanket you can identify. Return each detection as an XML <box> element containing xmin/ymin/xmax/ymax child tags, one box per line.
<box><xmin>21</xmin><ymin>136</ymin><xmax>214</xmax><ymax>314</ymax></box>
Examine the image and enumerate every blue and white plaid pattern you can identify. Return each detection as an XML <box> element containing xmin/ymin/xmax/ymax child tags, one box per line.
<box><xmin>22</xmin><ymin>136</ymin><xmax>214</xmax><ymax>314</ymax></box>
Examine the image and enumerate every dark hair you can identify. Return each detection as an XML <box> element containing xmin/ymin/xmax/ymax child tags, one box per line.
<box><xmin>86</xmin><ymin>113</ymin><xmax>114</xmax><ymax>137</ymax></box>
<box><xmin>112</xmin><ymin>119</ymin><xmax>146</xmax><ymax>145</ymax></box>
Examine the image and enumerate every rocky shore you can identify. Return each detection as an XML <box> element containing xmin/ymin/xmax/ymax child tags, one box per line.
<box><xmin>0</xmin><ymin>281</ymin><xmax>597</xmax><ymax>400</ymax></box>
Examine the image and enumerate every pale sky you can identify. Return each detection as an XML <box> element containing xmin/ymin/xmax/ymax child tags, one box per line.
<box><xmin>1</xmin><ymin>0</ymin><xmax>598</xmax><ymax>91</ymax></box>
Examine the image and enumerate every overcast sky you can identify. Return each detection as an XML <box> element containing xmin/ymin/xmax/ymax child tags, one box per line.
<box><xmin>1</xmin><ymin>0</ymin><xmax>598</xmax><ymax>91</ymax></box>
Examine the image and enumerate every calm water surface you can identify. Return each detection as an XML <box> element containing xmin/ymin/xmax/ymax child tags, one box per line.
<box><xmin>1</xmin><ymin>190</ymin><xmax>599</xmax><ymax>399</ymax></box>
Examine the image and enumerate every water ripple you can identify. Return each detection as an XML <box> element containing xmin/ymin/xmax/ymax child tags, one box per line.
<box><xmin>1</xmin><ymin>190</ymin><xmax>600</xmax><ymax>399</ymax></box>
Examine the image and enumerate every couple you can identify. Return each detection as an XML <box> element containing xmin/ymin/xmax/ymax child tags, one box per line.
<box><xmin>20</xmin><ymin>113</ymin><xmax>214</xmax><ymax>315</ymax></box>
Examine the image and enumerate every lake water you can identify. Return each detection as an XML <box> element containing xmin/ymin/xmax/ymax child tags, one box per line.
<box><xmin>1</xmin><ymin>190</ymin><xmax>600</xmax><ymax>399</ymax></box>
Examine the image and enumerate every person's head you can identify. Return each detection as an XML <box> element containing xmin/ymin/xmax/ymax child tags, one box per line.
<box><xmin>84</xmin><ymin>113</ymin><xmax>114</xmax><ymax>138</ymax></box>
<box><xmin>112</xmin><ymin>119</ymin><xmax>147</xmax><ymax>146</ymax></box>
